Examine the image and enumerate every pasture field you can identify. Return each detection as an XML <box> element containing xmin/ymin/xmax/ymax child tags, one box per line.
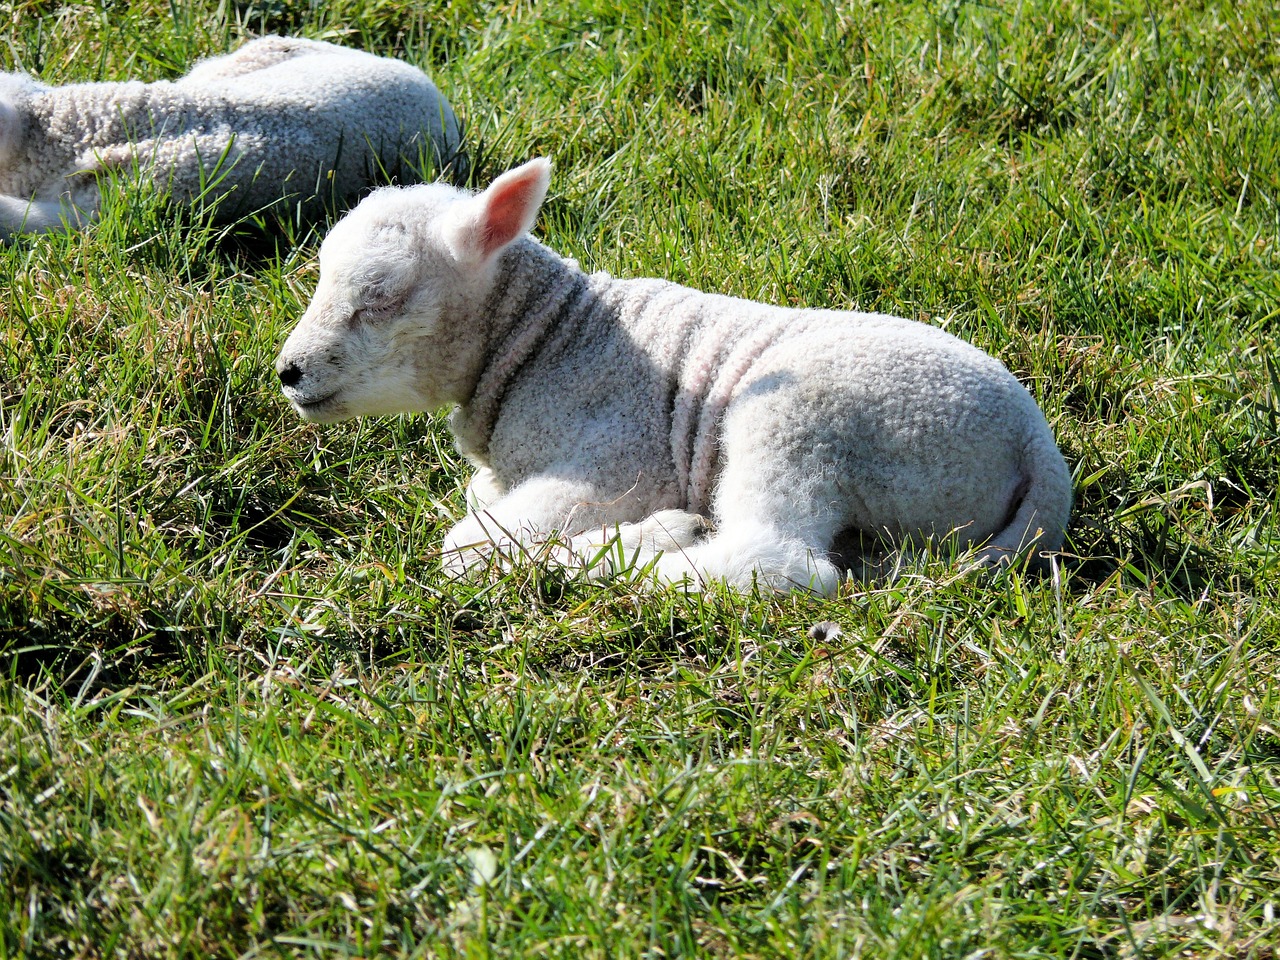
<box><xmin>2</xmin><ymin>0</ymin><xmax>1278</xmax><ymax>956</ymax></box>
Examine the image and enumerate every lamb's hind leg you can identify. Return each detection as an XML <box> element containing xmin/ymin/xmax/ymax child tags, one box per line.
<box><xmin>649</xmin><ymin>519</ymin><xmax>843</xmax><ymax>595</ymax></box>
<box><xmin>646</xmin><ymin>460</ymin><xmax>845</xmax><ymax>595</ymax></box>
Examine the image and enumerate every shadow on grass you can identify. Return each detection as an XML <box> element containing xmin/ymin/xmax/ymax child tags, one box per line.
<box><xmin>404</xmin><ymin>567</ymin><xmax>744</xmax><ymax>676</ymax></box>
<box><xmin>0</xmin><ymin>481</ymin><xmax>350</xmax><ymax>691</ymax></box>
<box><xmin>0</xmin><ymin>564</ymin><xmax>245</xmax><ymax>692</ymax></box>
<box><xmin>1061</xmin><ymin>477</ymin><xmax>1250</xmax><ymax>603</ymax></box>
<box><xmin>87</xmin><ymin>138</ymin><xmax>473</xmax><ymax>280</ymax></box>
<box><xmin>1064</xmin><ymin>517</ymin><xmax>1225</xmax><ymax>601</ymax></box>
<box><xmin>1</xmin><ymin>614</ymin><xmax>190</xmax><ymax>695</ymax></box>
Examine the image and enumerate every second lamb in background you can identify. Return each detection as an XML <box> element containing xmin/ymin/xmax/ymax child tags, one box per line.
<box><xmin>0</xmin><ymin>36</ymin><xmax>461</xmax><ymax>238</ymax></box>
<box><xmin>276</xmin><ymin>158</ymin><xmax>1073</xmax><ymax>595</ymax></box>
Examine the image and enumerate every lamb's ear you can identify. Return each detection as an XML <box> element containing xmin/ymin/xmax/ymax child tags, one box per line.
<box><xmin>447</xmin><ymin>158</ymin><xmax>551</xmax><ymax>264</ymax></box>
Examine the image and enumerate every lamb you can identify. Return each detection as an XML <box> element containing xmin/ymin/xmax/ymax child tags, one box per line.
<box><xmin>0</xmin><ymin>36</ymin><xmax>461</xmax><ymax>238</ymax></box>
<box><xmin>275</xmin><ymin>158</ymin><xmax>1073</xmax><ymax>595</ymax></box>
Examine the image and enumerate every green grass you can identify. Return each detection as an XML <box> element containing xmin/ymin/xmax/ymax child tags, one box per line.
<box><xmin>2</xmin><ymin>0</ymin><xmax>1279</xmax><ymax>956</ymax></box>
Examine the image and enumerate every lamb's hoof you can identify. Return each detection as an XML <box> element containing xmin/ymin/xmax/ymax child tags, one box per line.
<box><xmin>620</xmin><ymin>509</ymin><xmax>713</xmax><ymax>555</ymax></box>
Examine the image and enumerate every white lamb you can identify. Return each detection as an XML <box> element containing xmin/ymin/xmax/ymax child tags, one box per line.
<box><xmin>275</xmin><ymin>158</ymin><xmax>1073</xmax><ymax>595</ymax></box>
<box><xmin>0</xmin><ymin>36</ymin><xmax>460</xmax><ymax>238</ymax></box>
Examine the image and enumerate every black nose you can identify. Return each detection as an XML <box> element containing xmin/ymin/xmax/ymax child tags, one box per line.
<box><xmin>277</xmin><ymin>360</ymin><xmax>303</xmax><ymax>388</ymax></box>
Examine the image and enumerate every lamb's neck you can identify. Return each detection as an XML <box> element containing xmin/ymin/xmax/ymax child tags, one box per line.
<box><xmin>450</xmin><ymin>238</ymin><xmax>595</xmax><ymax>463</ymax></box>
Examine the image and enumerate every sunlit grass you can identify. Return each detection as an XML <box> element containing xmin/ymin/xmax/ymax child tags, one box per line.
<box><xmin>2</xmin><ymin>0</ymin><xmax>1278</xmax><ymax>956</ymax></box>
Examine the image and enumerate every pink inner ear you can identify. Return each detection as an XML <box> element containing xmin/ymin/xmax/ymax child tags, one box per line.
<box><xmin>478</xmin><ymin>172</ymin><xmax>541</xmax><ymax>258</ymax></box>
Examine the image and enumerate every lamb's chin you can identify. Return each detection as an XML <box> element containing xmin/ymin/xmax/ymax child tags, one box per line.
<box><xmin>291</xmin><ymin>394</ymin><xmax>347</xmax><ymax>423</ymax></box>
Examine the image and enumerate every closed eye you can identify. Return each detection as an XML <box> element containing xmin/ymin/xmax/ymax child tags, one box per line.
<box><xmin>350</xmin><ymin>290</ymin><xmax>408</xmax><ymax>325</ymax></box>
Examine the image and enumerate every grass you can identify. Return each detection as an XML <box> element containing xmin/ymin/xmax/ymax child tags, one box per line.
<box><xmin>2</xmin><ymin>0</ymin><xmax>1279</xmax><ymax>955</ymax></box>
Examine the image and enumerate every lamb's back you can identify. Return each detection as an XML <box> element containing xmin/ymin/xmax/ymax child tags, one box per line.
<box><xmin>180</xmin><ymin>41</ymin><xmax>449</xmax><ymax>118</ymax></box>
<box><xmin>598</xmin><ymin>276</ymin><xmax>1039</xmax><ymax>513</ymax></box>
<box><xmin>166</xmin><ymin>43</ymin><xmax>458</xmax><ymax>206</ymax></box>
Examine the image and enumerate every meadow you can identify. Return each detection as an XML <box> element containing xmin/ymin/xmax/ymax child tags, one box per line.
<box><xmin>2</xmin><ymin>0</ymin><xmax>1278</xmax><ymax>956</ymax></box>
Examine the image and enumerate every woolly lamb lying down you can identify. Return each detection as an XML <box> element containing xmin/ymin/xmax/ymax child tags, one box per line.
<box><xmin>0</xmin><ymin>36</ymin><xmax>460</xmax><ymax>238</ymax></box>
<box><xmin>276</xmin><ymin>159</ymin><xmax>1073</xmax><ymax>594</ymax></box>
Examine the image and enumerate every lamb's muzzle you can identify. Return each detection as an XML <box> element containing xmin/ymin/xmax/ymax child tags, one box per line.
<box><xmin>277</xmin><ymin>157</ymin><xmax>1073</xmax><ymax>595</ymax></box>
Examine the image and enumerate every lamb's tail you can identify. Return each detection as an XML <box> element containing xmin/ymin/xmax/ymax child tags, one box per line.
<box><xmin>977</xmin><ymin>428</ymin><xmax>1073</xmax><ymax>570</ymax></box>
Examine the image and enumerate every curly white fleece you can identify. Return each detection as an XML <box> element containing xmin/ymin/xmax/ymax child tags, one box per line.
<box><xmin>276</xmin><ymin>159</ymin><xmax>1073</xmax><ymax>595</ymax></box>
<box><xmin>0</xmin><ymin>36</ymin><xmax>460</xmax><ymax>237</ymax></box>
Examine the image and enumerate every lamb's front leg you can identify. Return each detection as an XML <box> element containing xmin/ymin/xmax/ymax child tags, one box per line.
<box><xmin>442</xmin><ymin>475</ymin><xmax>711</xmax><ymax>581</ymax></box>
<box><xmin>464</xmin><ymin>467</ymin><xmax>506</xmax><ymax>512</ymax></box>
<box><xmin>441</xmin><ymin>475</ymin><xmax>621</xmax><ymax>577</ymax></box>
<box><xmin>566</xmin><ymin>509</ymin><xmax>712</xmax><ymax>573</ymax></box>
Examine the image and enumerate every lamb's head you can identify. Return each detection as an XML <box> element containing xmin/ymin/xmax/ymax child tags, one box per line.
<box><xmin>0</xmin><ymin>73</ymin><xmax>39</xmax><ymax>170</ymax></box>
<box><xmin>275</xmin><ymin>157</ymin><xmax>552</xmax><ymax>422</ymax></box>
